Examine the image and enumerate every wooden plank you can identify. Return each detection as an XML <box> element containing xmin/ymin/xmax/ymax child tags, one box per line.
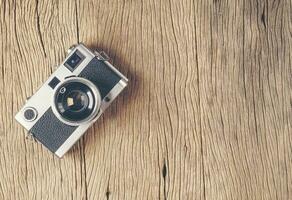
<box><xmin>0</xmin><ymin>0</ymin><xmax>291</xmax><ymax>199</ymax></box>
<box><xmin>196</xmin><ymin>0</ymin><xmax>292</xmax><ymax>199</ymax></box>
<box><xmin>0</xmin><ymin>0</ymin><xmax>86</xmax><ymax>199</ymax></box>
<box><xmin>241</xmin><ymin>0</ymin><xmax>292</xmax><ymax>198</ymax></box>
<box><xmin>77</xmin><ymin>0</ymin><xmax>203</xmax><ymax>199</ymax></box>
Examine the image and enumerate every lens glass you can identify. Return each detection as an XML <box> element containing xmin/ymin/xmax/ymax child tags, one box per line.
<box><xmin>64</xmin><ymin>90</ymin><xmax>89</xmax><ymax>112</ymax></box>
<box><xmin>55</xmin><ymin>81</ymin><xmax>96</xmax><ymax>122</ymax></box>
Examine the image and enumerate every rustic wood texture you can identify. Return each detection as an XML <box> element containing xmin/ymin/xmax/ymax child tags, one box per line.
<box><xmin>0</xmin><ymin>0</ymin><xmax>291</xmax><ymax>199</ymax></box>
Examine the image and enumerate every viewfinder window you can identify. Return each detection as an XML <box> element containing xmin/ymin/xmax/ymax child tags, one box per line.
<box><xmin>64</xmin><ymin>50</ymin><xmax>85</xmax><ymax>71</ymax></box>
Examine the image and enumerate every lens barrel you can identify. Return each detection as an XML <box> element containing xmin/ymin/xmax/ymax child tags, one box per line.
<box><xmin>52</xmin><ymin>78</ymin><xmax>101</xmax><ymax>125</ymax></box>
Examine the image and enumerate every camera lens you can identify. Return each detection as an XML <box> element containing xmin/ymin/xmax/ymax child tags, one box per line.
<box><xmin>64</xmin><ymin>90</ymin><xmax>89</xmax><ymax>112</ymax></box>
<box><xmin>54</xmin><ymin>78</ymin><xmax>101</xmax><ymax>124</ymax></box>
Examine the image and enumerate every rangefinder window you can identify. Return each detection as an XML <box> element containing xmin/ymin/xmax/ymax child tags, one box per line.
<box><xmin>64</xmin><ymin>50</ymin><xmax>85</xmax><ymax>71</ymax></box>
<box><xmin>48</xmin><ymin>77</ymin><xmax>60</xmax><ymax>89</ymax></box>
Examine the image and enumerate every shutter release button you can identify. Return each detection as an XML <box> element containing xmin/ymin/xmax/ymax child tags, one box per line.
<box><xmin>23</xmin><ymin>107</ymin><xmax>38</xmax><ymax>121</ymax></box>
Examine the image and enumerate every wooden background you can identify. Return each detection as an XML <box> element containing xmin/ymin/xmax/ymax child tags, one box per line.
<box><xmin>0</xmin><ymin>0</ymin><xmax>291</xmax><ymax>199</ymax></box>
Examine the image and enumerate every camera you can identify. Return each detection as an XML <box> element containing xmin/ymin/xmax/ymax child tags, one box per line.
<box><xmin>15</xmin><ymin>44</ymin><xmax>128</xmax><ymax>157</ymax></box>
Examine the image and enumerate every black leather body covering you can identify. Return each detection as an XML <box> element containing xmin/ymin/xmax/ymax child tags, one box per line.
<box><xmin>30</xmin><ymin>108</ymin><xmax>77</xmax><ymax>153</ymax></box>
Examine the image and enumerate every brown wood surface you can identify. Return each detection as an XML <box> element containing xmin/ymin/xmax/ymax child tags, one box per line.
<box><xmin>0</xmin><ymin>0</ymin><xmax>291</xmax><ymax>199</ymax></box>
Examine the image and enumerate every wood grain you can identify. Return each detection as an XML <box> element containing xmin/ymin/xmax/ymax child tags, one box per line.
<box><xmin>0</xmin><ymin>0</ymin><xmax>291</xmax><ymax>199</ymax></box>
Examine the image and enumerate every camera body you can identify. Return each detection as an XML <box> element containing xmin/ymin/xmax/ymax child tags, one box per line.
<box><xmin>15</xmin><ymin>44</ymin><xmax>128</xmax><ymax>157</ymax></box>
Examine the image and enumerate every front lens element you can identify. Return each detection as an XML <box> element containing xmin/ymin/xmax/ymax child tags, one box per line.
<box><xmin>64</xmin><ymin>90</ymin><xmax>89</xmax><ymax>112</ymax></box>
<box><xmin>54</xmin><ymin>80</ymin><xmax>98</xmax><ymax>123</ymax></box>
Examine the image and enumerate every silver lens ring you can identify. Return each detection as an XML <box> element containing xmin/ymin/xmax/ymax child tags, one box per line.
<box><xmin>51</xmin><ymin>77</ymin><xmax>101</xmax><ymax>126</ymax></box>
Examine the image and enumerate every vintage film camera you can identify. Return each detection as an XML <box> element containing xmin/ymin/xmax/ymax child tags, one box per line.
<box><xmin>15</xmin><ymin>44</ymin><xmax>128</xmax><ymax>157</ymax></box>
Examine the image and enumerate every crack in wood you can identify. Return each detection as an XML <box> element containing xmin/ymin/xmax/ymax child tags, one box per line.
<box><xmin>106</xmin><ymin>187</ymin><xmax>111</xmax><ymax>200</ymax></box>
<box><xmin>35</xmin><ymin>0</ymin><xmax>46</xmax><ymax>57</ymax></box>
<box><xmin>162</xmin><ymin>161</ymin><xmax>167</xmax><ymax>200</ymax></box>
<box><xmin>13</xmin><ymin>1</ymin><xmax>23</xmax><ymax>59</ymax></box>
<box><xmin>106</xmin><ymin>178</ymin><xmax>111</xmax><ymax>200</ymax></box>
<box><xmin>261</xmin><ymin>7</ymin><xmax>267</xmax><ymax>29</ymax></box>
<box><xmin>75</xmin><ymin>0</ymin><xmax>80</xmax><ymax>43</ymax></box>
<box><xmin>81</xmin><ymin>139</ymin><xmax>88</xmax><ymax>200</ymax></box>
<box><xmin>192</xmin><ymin>0</ymin><xmax>205</xmax><ymax>199</ymax></box>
